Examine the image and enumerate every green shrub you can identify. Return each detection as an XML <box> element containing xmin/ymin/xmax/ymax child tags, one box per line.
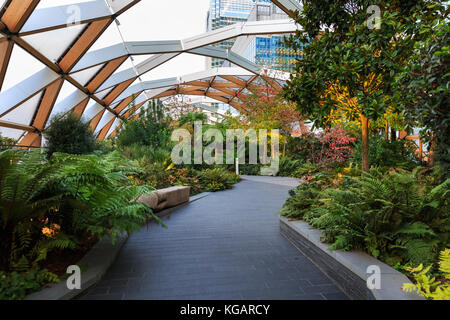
<box><xmin>116</xmin><ymin>100</ymin><xmax>172</xmax><ymax>150</ymax></box>
<box><xmin>287</xmin><ymin>126</ymin><xmax>356</xmax><ymax>167</ymax></box>
<box><xmin>238</xmin><ymin>163</ymin><xmax>262</xmax><ymax>176</ymax></box>
<box><xmin>197</xmin><ymin>168</ymin><xmax>239</xmax><ymax>192</ymax></box>
<box><xmin>177</xmin><ymin>112</ymin><xmax>208</xmax><ymax>129</ymax></box>
<box><xmin>0</xmin><ymin>269</ymin><xmax>59</xmax><ymax>300</ymax></box>
<box><xmin>292</xmin><ymin>162</ymin><xmax>322</xmax><ymax>179</ymax></box>
<box><xmin>119</xmin><ymin>144</ymin><xmax>173</xmax><ymax>189</ymax></box>
<box><xmin>352</xmin><ymin>135</ymin><xmax>419</xmax><ymax>169</ymax></box>
<box><xmin>135</xmin><ymin>161</ymin><xmax>170</xmax><ymax>189</ymax></box>
<box><xmin>168</xmin><ymin>168</ymin><xmax>202</xmax><ymax>195</ymax></box>
<box><xmin>0</xmin><ymin>135</ymin><xmax>16</xmax><ymax>150</ymax></box>
<box><xmin>277</xmin><ymin>156</ymin><xmax>304</xmax><ymax>177</ymax></box>
<box><xmin>287</xmin><ymin>133</ymin><xmax>321</xmax><ymax>161</ymax></box>
<box><xmin>44</xmin><ymin>113</ymin><xmax>97</xmax><ymax>157</ymax></box>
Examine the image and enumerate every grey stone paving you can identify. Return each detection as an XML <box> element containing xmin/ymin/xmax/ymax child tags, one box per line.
<box><xmin>81</xmin><ymin>176</ymin><xmax>348</xmax><ymax>300</ymax></box>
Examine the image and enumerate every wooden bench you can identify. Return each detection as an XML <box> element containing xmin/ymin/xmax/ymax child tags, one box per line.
<box><xmin>137</xmin><ymin>186</ymin><xmax>191</xmax><ymax>212</ymax></box>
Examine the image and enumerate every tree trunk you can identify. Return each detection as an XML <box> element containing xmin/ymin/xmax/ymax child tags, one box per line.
<box><xmin>360</xmin><ymin>114</ymin><xmax>370</xmax><ymax>172</ymax></box>
<box><xmin>385</xmin><ymin>121</ymin><xmax>389</xmax><ymax>141</ymax></box>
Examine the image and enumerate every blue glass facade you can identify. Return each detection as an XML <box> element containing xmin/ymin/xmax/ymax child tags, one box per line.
<box><xmin>207</xmin><ymin>1</ymin><xmax>303</xmax><ymax>71</ymax></box>
<box><xmin>207</xmin><ymin>0</ymin><xmax>272</xmax><ymax>68</ymax></box>
<box><xmin>255</xmin><ymin>36</ymin><xmax>305</xmax><ymax>71</ymax></box>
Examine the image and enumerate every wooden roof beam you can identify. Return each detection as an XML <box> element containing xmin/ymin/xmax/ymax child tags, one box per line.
<box><xmin>103</xmin><ymin>78</ymin><xmax>137</xmax><ymax>105</ymax></box>
<box><xmin>31</xmin><ymin>79</ymin><xmax>64</xmax><ymax>130</ymax></box>
<box><xmin>0</xmin><ymin>41</ymin><xmax>13</xmax><ymax>91</ymax></box>
<box><xmin>220</xmin><ymin>75</ymin><xmax>246</xmax><ymax>87</ymax></box>
<box><xmin>89</xmin><ymin>110</ymin><xmax>105</xmax><ymax>132</ymax></box>
<box><xmin>97</xmin><ymin>117</ymin><xmax>115</xmax><ymax>141</ymax></box>
<box><xmin>2</xmin><ymin>0</ymin><xmax>40</xmax><ymax>33</ymax></box>
<box><xmin>86</xmin><ymin>56</ymin><xmax>128</xmax><ymax>93</ymax></box>
<box><xmin>0</xmin><ymin>119</ymin><xmax>35</xmax><ymax>132</ymax></box>
<box><xmin>59</xmin><ymin>18</ymin><xmax>112</xmax><ymax>73</ymax></box>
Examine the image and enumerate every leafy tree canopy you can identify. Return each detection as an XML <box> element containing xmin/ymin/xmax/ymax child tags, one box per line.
<box><xmin>44</xmin><ymin>112</ymin><xmax>97</xmax><ymax>157</ymax></box>
<box><xmin>283</xmin><ymin>0</ymin><xmax>445</xmax><ymax>170</ymax></box>
<box><xmin>394</xmin><ymin>18</ymin><xmax>449</xmax><ymax>172</ymax></box>
<box><xmin>116</xmin><ymin>99</ymin><xmax>172</xmax><ymax>150</ymax></box>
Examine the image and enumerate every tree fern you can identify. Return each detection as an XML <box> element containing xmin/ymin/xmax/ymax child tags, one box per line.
<box><xmin>0</xmin><ymin>150</ymin><xmax>164</xmax><ymax>272</ymax></box>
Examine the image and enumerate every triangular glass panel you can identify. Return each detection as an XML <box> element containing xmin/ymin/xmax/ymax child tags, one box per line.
<box><xmin>0</xmin><ymin>92</ymin><xmax>43</xmax><ymax>125</ymax></box>
<box><xmin>22</xmin><ymin>23</ymin><xmax>87</xmax><ymax>63</ymax></box>
<box><xmin>2</xmin><ymin>45</ymin><xmax>46</xmax><ymax>92</ymax></box>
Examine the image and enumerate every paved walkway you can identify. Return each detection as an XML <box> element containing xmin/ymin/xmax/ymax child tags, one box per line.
<box><xmin>82</xmin><ymin>176</ymin><xmax>348</xmax><ymax>300</ymax></box>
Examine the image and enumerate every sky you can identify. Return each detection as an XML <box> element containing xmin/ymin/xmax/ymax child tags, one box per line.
<box><xmin>106</xmin><ymin>0</ymin><xmax>212</xmax><ymax>80</ymax></box>
<box><xmin>2</xmin><ymin>0</ymin><xmax>212</xmax><ymax>92</ymax></box>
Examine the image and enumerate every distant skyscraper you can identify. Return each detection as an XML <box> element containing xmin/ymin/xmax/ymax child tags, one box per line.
<box><xmin>206</xmin><ymin>0</ymin><xmax>272</xmax><ymax>68</ymax></box>
<box><xmin>231</xmin><ymin>2</ymin><xmax>304</xmax><ymax>72</ymax></box>
<box><xmin>207</xmin><ymin>1</ymin><xmax>303</xmax><ymax>72</ymax></box>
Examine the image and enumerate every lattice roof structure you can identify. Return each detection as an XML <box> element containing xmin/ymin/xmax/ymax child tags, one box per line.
<box><xmin>0</xmin><ymin>0</ymin><xmax>301</xmax><ymax>147</ymax></box>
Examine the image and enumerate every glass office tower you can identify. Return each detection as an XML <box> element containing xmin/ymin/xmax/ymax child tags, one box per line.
<box><xmin>208</xmin><ymin>1</ymin><xmax>303</xmax><ymax>72</ymax></box>
<box><xmin>240</xmin><ymin>2</ymin><xmax>304</xmax><ymax>72</ymax></box>
<box><xmin>207</xmin><ymin>0</ymin><xmax>272</xmax><ymax>68</ymax></box>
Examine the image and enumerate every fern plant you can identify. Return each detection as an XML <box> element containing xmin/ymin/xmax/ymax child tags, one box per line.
<box><xmin>48</xmin><ymin>151</ymin><xmax>163</xmax><ymax>241</ymax></box>
<box><xmin>317</xmin><ymin>169</ymin><xmax>447</xmax><ymax>264</ymax></box>
<box><xmin>0</xmin><ymin>150</ymin><xmax>162</xmax><ymax>272</ymax></box>
<box><xmin>280</xmin><ymin>167</ymin><xmax>449</xmax><ymax>268</ymax></box>
<box><xmin>402</xmin><ymin>248</ymin><xmax>450</xmax><ymax>300</ymax></box>
<box><xmin>0</xmin><ymin>149</ymin><xmax>73</xmax><ymax>270</ymax></box>
<box><xmin>278</xmin><ymin>182</ymin><xmax>323</xmax><ymax>219</ymax></box>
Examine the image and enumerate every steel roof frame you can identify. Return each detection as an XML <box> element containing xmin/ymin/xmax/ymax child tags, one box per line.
<box><xmin>0</xmin><ymin>0</ymin><xmax>299</xmax><ymax>147</ymax></box>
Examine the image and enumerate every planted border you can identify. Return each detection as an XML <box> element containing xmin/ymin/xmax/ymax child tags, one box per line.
<box><xmin>280</xmin><ymin>217</ymin><xmax>423</xmax><ymax>300</ymax></box>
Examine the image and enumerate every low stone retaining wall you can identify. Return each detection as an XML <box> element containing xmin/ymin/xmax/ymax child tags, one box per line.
<box><xmin>280</xmin><ymin>216</ymin><xmax>423</xmax><ymax>300</ymax></box>
<box><xmin>25</xmin><ymin>233</ymin><xmax>128</xmax><ymax>300</ymax></box>
<box><xmin>25</xmin><ymin>191</ymin><xmax>209</xmax><ymax>300</ymax></box>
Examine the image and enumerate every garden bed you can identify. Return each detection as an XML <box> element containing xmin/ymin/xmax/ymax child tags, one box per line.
<box><xmin>25</xmin><ymin>233</ymin><xmax>127</xmax><ymax>300</ymax></box>
<box><xmin>24</xmin><ymin>192</ymin><xmax>212</xmax><ymax>300</ymax></box>
<box><xmin>42</xmin><ymin>234</ymin><xmax>99</xmax><ymax>277</ymax></box>
<box><xmin>280</xmin><ymin>217</ymin><xmax>423</xmax><ymax>300</ymax></box>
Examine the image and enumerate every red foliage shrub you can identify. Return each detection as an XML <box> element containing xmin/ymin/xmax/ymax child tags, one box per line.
<box><xmin>290</xmin><ymin>125</ymin><xmax>356</xmax><ymax>167</ymax></box>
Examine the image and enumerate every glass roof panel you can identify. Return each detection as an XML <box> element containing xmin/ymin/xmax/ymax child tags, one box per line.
<box><xmin>106</xmin><ymin>118</ymin><xmax>121</xmax><ymax>137</ymax></box>
<box><xmin>71</xmin><ymin>64</ymin><xmax>105</xmax><ymax>86</ymax></box>
<box><xmin>36</xmin><ymin>0</ymin><xmax>95</xmax><ymax>9</ymax></box>
<box><xmin>95</xmin><ymin>87</ymin><xmax>114</xmax><ymax>100</ymax></box>
<box><xmin>86</xmin><ymin>21</ymin><xmax>123</xmax><ymax>52</ymax></box>
<box><xmin>22</xmin><ymin>23</ymin><xmax>87</xmax><ymax>63</ymax></box>
<box><xmin>140</xmin><ymin>53</ymin><xmax>207</xmax><ymax>81</ymax></box>
<box><xmin>52</xmin><ymin>80</ymin><xmax>80</xmax><ymax>110</ymax></box>
<box><xmin>2</xmin><ymin>45</ymin><xmax>46</xmax><ymax>92</ymax></box>
<box><xmin>94</xmin><ymin>111</ymin><xmax>115</xmax><ymax>134</ymax></box>
<box><xmin>0</xmin><ymin>92</ymin><xmax>43</xmax><ymax>125</ymax></box>
<box><xmin>0</xmin><ymin>127</ymin><xmax>25</xmax><ymax>141</ymax></box>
